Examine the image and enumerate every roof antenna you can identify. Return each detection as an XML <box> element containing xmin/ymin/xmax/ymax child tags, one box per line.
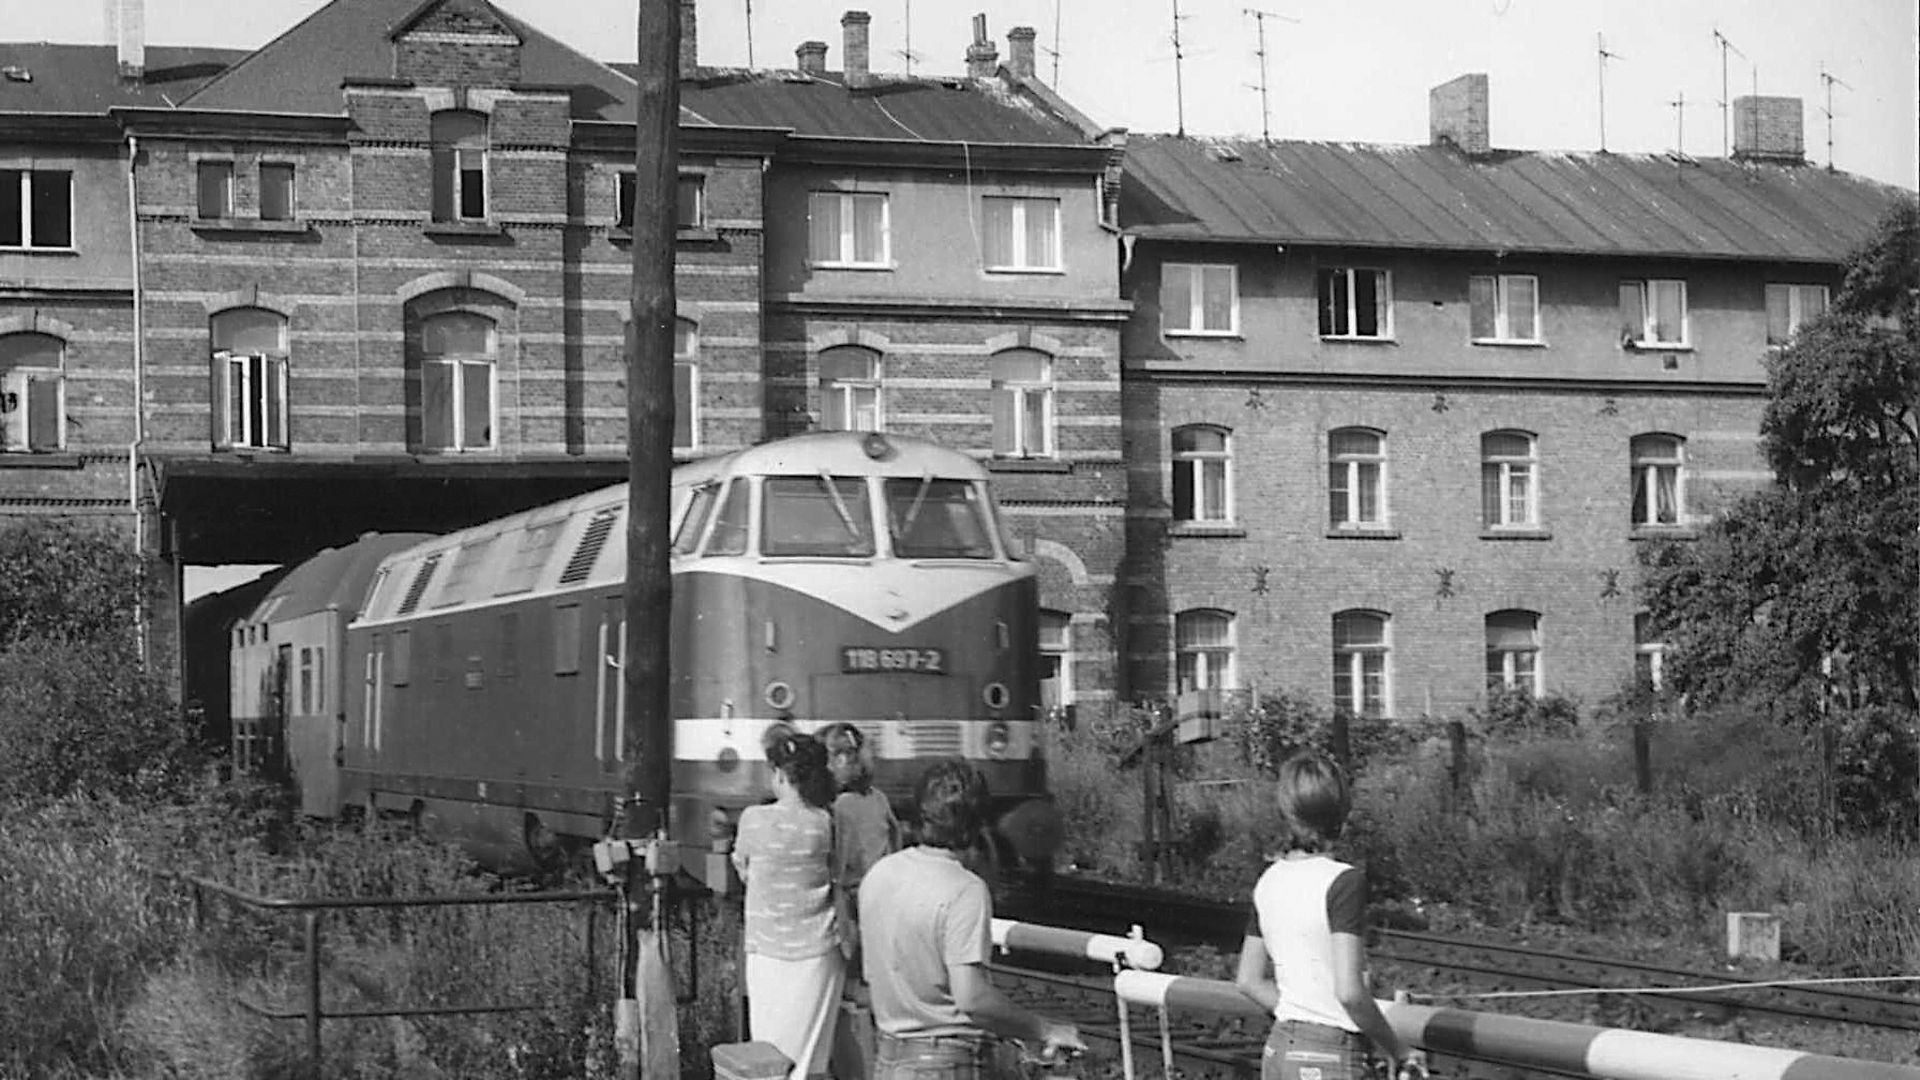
<box><xmin>1712</xmin><ymin>28</ymin><xmax>1746</xmax><ymax>157</ymax></box>
<box><xmin>1596</xmin><ymin>33</ymin><xmax>1623</xmax><ymax>152</ymax></box>
<box><xmin>743</xmin><ymin>0</ymin><xmax>755</xmax><ymax>67</ymax></box>
<box><xmin>1171</xmin><ymin>0</ymin><xmax>1191</xmax><ymax>136</ymax></box>
<box><xmin>895</xmin><ymin>0</ymin><xmax>922</xmax><ymax>74</ymax></box>
<box><xmin>1819</xmin><ymin>63</ymin><xmax>1851</xmax><ymax>170</ymax></box>
<box><xmin>1667</xmin><ymin>89</ymin><xmax>1694</xmax><ymax>157</ymax></box>
<box><xmin>1045</xmin><ymin>0</ymin><xmax>1064</xmax><ymax>85</ymax></box>
<box><xmin>1243</xmin><ymin>8</ymin><xmax>1299</xmax><ymax>145</ymax></box>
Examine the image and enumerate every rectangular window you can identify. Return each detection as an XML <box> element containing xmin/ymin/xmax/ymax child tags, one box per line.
<box><xmin>197</xmin><ymin>161</ymin><xmax>233</xmax><ymax>220</ymax></box>
<box><xmin>1469</xmin><ymin>274</ymin><xmax>1539</xmax><ymax>342</ymax></box>
<box><xmin>1765</xmin><ymin>284</ymin><xmax>1829</xmax><ymax>346</ymax></box>
<box><xmin>299</xmin><ymin>647</ymin><xmax>314</xmax><ymax>713</ymax></box>
<box><xmin>617</xmin><ymin>172</ymin><xmax>704</xmax><ymax>231</ymax></box>
<box><xmin>0</xmin><ymin>169</ymin><xmax>73</xmax><ymax>249</ymax></box>
<box><xmin>808</xmin><ymin>191</ymin><xmax>889</xmax><ymax>266</ymax></box>
<box><xmin>1620</xmin><ymin>279</ymin><xmax>1688</xmax><ymax>346</ymax></box>
<box><xmin>391</xmin><ymin>628</ymin><xmax>412</xmax><ymax>686</ymax></box>
<box><xmin>991</xmin><ymin>351</ymin><xmax>1052</xmax><ymax>458</ymax></box>
<box><xmin>982</xmin><ymin>196</ymin><xmax>1061</xmax><ymax>270</ymax></box>
<box><xmin>215</xmin><ymin>352</ymin><xmax>289</xmax><ymax>450</ymax></box>
<box><xmin>553</xmin><ymin>603</ymin><xmax>582</xmax><ymax>675</ymax></box>
<box><xmin>1161</xmin><ymin>263</ymin><xmax>1237</xmax><ymax>335</ymax></box>
<box><xmin>259</xmin><ymin>163</ymin><xmax>295</xmax><ymax>222</ymax></box>
<box><xmin>1</xmin><ymin>368</ymin><xmax>64</xmax><ymax>452</ymax></box>
<box><xmin>673</xmin><ymin>360</ymin><xmax>696</xmax><ymax>450</ymax></box>
<box><xmin>1318</xmin><ymin>268</ymin><xmax>1392</xmax><ymax>339</ymax></box>
<box><xmin>423</xmin><ymin>358</ymin><xmax>494</xmax><ymax>451</ymax></box>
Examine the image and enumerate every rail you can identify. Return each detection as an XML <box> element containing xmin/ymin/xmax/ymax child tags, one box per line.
<box><xmin>171</xmin><ymin>873</ymin><xmax>618</xmax><ymax>1075</ymax></box>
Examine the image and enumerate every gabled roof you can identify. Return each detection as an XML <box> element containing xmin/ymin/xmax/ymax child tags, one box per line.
<box><xmin>621</xmin><ymin>64</ymin><xmax>1091</xmax><ymax>145</ymax></box>
<box><xmin>246</xmin><ymin>532</ymin><xmax>433</xmax><ymax>625</ymax></box>
<box><xmin>181</xmin><ymin>0</ymin><xmax>637</xmax><ymax>121</ymax></box>
<box><xmin>0</xmin><ymin>43</ymin><xmax>245</xmax><ymax>113</ymax></box>
<box><xmin>1121</xmin><ymin>134</ymin><xmax>1910</xmax><ymax>264</ymax></box>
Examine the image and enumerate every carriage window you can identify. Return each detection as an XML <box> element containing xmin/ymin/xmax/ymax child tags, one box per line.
<box><xmin>704</xmin><ymin>479</ymin><xmax>751</xmax><ymax>556</ymax></box>
<box><xmin>884</xmin><ymin>477</ymin><xmax>996</xmax><ymax>559</ymax></box>
<box><xmin>673</xmin><ymin>483</ymin><xmax>719</xmax><ymax>555</ymax></box>
<box><xmin>763</xmin><ymin>475</ymin><xmax>875</xmax><ymax>557</ymax></box>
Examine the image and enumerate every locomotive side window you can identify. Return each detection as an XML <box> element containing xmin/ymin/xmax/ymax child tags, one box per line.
<box><xmin>314</xmin><ymin>647</ymin><xmax>325</xmax><ymax>713</ymax></box>
<box><xmin>672</xmin><ymin>483</ymin><xmax>718</xmax><ymax>555</ymax></box>
<box><xmin>704</xmin><ymin>479</ymin><xmax>751</xmax><ymax>556</ymax></box>
<box><xmin>299</xmin><ymin>647</ymin><xmax>314</xmax><ymax>713</ymax></box>
<box><xmin>496</xmin><ymin>519</ymin><xmax>564</xmax><ymax>597</ymax></box>
<box><xmin>885</xmin><ymin>477</ymin><xmax>996</xmax><ymax>559</ymax></box>
<box><xmin>437</xmin><ymin>537</ymin><xmax>496</xmax><ymax>608</ymax></box>
<box><xmin>553</xmin><ymin>603</ymin><xmax>582</xmax><ymax>676</ymax></box>
<box><xmin>391</xmin><ymin>629</ymin><xmax>412</xmax><ymax>686</ymax></box>
<box><xmin>763</xmin><ymin>475</ymin><xmax>875</xmax><ymax>557</ymax></box>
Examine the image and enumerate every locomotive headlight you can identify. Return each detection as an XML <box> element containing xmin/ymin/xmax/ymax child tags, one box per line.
<box><xmin>986</xmin><ymin>721</ymin><xmax>1012</xmax><ymax>758</ymax></box>
<box><xmin>982</xmin><ymin>682</ymin><xmax>1010</xmax><ymax>711</ymax></box>
<box><xmin>764</xmin><ymin>681</ymin><xmax>795</xmax><ymax>710</ymax></box>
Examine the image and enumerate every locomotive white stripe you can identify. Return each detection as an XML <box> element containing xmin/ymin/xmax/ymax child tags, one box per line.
<box><xmin>670</xmin><ymin>717</ymin><xmax>1037</xmax><ymax>762</ymax></box>
<box><xmin>682</xmin><ymin>558</ymin><xmax>1031</xmax><ymax>633</ymax></box>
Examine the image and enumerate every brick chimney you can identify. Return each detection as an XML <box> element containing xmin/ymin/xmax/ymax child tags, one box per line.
<box><xmin>841</xmin><ymin>11</ymin><xmax>871</xmax><ymax>87</ymax></box>
<box><xmin>1006</xmin><ymin>26</ymin><xmax>1036</xmax><ymax>80</ymax></box>
<box><xmin>794</xmin><ymin>40</ymin><xmax>827</xmax><ymax>74</ymax></box>
<box><xmin>105</xmin><ymin>0</ymin><xmax>144</xmax><ymax>80</ymax></box>
<box><xmin>1733</xmin><ymin>96</ymin><xmax>1805</xmax><ymax>162</ymax></box>
<box><xmin>965</xmin><ymin>13</ymin><xmax>998</xmax><ymax>78</ymax></box>
<box><xmin>1429</xmin><ymin>73</ymin><xmax>1490</xmax><ymax>156</ymax></box>
<box><xmin>679</xmin><ymin>0</ymin><xmax>698</xmax><ymax>77</ymax></box>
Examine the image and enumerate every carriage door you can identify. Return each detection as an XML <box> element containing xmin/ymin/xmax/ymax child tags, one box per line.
<box><xmin>595</xmin><ymin>598</ymin><xmax>626</xmax><ymax>774</ymax></box>
<box><xmin>361</xmin><ymin>634</ymin><xmax>386</xmax><ymax>763</ymax></box>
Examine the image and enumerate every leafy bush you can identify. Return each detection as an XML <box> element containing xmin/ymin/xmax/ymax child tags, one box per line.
<box><xmin>0</xmin><ymin>519</ymin><xmax>156</xmax><ymax>648</ymax></box>
<box><xmin>0</xmin><ymin>637</ymin><xmax>202</xmax><ymax>803</ymax></box>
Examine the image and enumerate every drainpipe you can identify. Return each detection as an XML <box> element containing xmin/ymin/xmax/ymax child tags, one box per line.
<box><xmin>127</xmin><ymin>132</ymin><xmax>147</xmax><ymax>661</ymax></box>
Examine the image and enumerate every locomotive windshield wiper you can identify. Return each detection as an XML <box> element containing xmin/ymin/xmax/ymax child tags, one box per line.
<box><xmin>816</xmin><ymin>470</ymin><xmax>861</xmax><ymax>540</ymax></box>
<box><xmin>895</xmin><ymin>469</ymin><xmax>933</xmax><ymax>542</ymax></box>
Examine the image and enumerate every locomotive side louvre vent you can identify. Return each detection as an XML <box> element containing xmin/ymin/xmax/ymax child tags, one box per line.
<box><xmin>396</xmin><ymin>554</ymin><xmax>442</xmax><ymax>616</ymax></box>
<box><xmin>559</xmin><ymin>508</ymin><xmax>621</xmax><ymax>586</ymax></box>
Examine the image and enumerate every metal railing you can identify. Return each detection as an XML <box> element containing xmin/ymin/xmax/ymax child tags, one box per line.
<box><xmin>173</xmin><ymin>873</ymin><xmax>618</xmax><ymax>1075</ymax></box>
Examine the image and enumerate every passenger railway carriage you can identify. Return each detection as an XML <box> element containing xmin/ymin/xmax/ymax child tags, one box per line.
<box><xmin>234</xmin><ymin>432</ymin><xmax>1057</xmax><ymax>871</ymax></box>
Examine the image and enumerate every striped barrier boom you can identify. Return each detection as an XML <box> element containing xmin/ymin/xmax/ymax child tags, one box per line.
<box><xmin>1112</xmin><ymin>971</ymin><xmax>1920</xmax><ymax>1080</ymax></box>
<box><xmin>991</xmin><ymin>918</ymin><xmax>1165</xmax><ymax>971</ymax></box>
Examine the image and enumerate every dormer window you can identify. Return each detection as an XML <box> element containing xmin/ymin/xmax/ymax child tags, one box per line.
<box><xmin>431</xmin><ymin>111</ymin><xmax>488</xmax><ymax>222</ymax></box>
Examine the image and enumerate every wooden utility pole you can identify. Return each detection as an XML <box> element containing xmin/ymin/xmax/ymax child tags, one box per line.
<box><xmin>619</xmin><ymin>1</ymin><xmax>680</xmax><ymax>1078</ymax></box>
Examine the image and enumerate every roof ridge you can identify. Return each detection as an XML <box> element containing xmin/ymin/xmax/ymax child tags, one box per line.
<box><xmin>180</xmin><ymin>0</ymin><xmax>401</xmax><ymax>108</ymax></box>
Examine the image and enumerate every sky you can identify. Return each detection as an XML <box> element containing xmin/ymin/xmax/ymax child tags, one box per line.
<box><xmin>7</xmin><ymin>0</ymin><xmax>1916</xmax><ymax>188</ymax></box>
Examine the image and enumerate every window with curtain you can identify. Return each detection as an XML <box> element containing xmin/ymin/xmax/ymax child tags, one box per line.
<box><xmin>1175</xmin><ymin>609</ymin><xmax>1235</xmax><ymax>693</ymax></box>
<box><xmin>418</xmin><ymin>311</ymin><xmax>495</xmax><ymax>451</ymax></box>
<box><xmin>1634</xmin><ymin>612</ymin><xmax>1668</xmax><ymax>691</ymax></box>
<box><xmin>982</xmin><ymin>196</ymin><xmax>1060</xmax><ymax>270</ymax></box>
<box><xmin>1038</xmin><ymin>609</ymin><xmax>1072</xmax><ymax>711</ymax></box>
<box><xmin>1765</xmin><ymin>284</ymin><xmax>1829</xmax><ymax>346</ymax></box>
<box><xmin>809</xmin><ymin>191</ymin><xmax>889</xmax><ymax>266</ymax></box>
<box><xmin>991</xmin><ymin>348</ymin><xmax>1052</xmax><ymax>458</ymax></box>
<box><xmin>818</xmin><ymin>346</ymin><xmax>882</xmax><ymax>431</ymax></box>
<box><xmin>1332</xmin><ymin>610</ymin><xmax>1390</xmax><ymax>717</ymax></box>
<box><xmin>211</xmin><ymin>308</ymin><xmax>289</xmax><ymax>450</ymax></box>
<box><xmin>674</xmin><ymin>318</ymin><xmax>697</xmax><ymax>451</ymax></box>
<box><xmin>1485</xmin><ymin>610</ymin><xmax>1541</xmax><ymax>694</ymax></box>
<box><xmin>1468</xmin><ymin>273</ymin><xmax>1540</xmax><ymax>342</ymax></box>
<box><xmin>1318</xmin><ymin>267</ymin><xmax>1392</xmax><ymax>339</ymax></box>
<box><xmin>1161</xmin><ymin>262</ymin><xmax>1237</xmax><ymax>335</ymax></box>
<box><xmin>1172</xmin><ymin>425</ymin><xmax>1232</xmax><ymax>523</ymax></box>
<box><xmin>430</xmin><ymin>110</ymin><xmax>488</xmax><ymax>222</ymax></box>
<box><xmin>0</xmin><ymin>332</ymin><xmax>65</xmax><ymax>452</ymax></box>
<box><xmin>1619</xmin><ymin>279</ymin><xmax>1687</xmax><ymax>346</ymax></box>
<box><xmin>1328</xmin><ymin>428</ymin><xmax>1386</xmax><ymax>528</ymax></box>
<box><xmin>1481</xmin><ymin>430</ymin><xmax>1538</xmax><ymax>529</ymax></box>
<box><xmin>1630</xmin><ymin>434</ymin><xmax>1684</xmax><ymax>527</ymax></box>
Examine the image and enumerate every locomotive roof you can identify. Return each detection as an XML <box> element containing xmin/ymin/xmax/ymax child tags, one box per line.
<box><xmin>702</xmin><ymin>432</ymin><xmax>991</xmax><ymax>481</ymax></box>
<box><xmin>247</xmin><ymin>532</ymin><xmax>433</xmax><ymax>625</ymax></box>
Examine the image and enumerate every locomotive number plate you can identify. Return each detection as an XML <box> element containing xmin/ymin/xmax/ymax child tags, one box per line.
<box><xmin>840</xmin><ymin>646</ymin><xmax>946</xmax><ymax>674</ymax></box>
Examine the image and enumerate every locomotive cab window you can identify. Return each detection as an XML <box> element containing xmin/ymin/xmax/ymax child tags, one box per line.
<box><xmin>763</xmin><ymin>475</ymin><xmax>875</xmax><ymax>557</ymax></box>
<box><xmin>672</xmin><ymin>482</ymin><xmax>719</xmax><ymax>555</ymax></box>
<box><xmin>885</xmin><ymin>477</ymin><xmax>996</xmax><ymax>559</ymax></box>
<box><xmin>704</xmin><ymin>479</ymin><xmax>751</xmax><ymax>556</ymax></box>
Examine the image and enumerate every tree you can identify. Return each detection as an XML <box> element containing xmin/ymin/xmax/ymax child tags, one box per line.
<box><xmin>1641</xmin><ymin>199</ymin><xmax>1919</xmax><ymax>831</ymax></box>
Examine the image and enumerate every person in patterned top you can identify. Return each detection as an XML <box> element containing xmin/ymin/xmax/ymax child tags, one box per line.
<box><xmin>733</xmin><ymin>730</ymin><xmax>843</xmax><ymax>1080</ymax></box>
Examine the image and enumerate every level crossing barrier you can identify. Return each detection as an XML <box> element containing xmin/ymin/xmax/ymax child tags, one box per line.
<box><xmin>1112</xmin><ymin>969</ymin><xmax>1920</xmax><ymax>1080</ymax></box>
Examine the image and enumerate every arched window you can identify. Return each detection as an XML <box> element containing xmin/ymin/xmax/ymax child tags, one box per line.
<box><xmin>210</xmin><ymin>309</ymin><xmax>288</xmax><ymax>450</ymax></box>
<box><xmin>1328</xmin><ymin>428</ymin><xmax>1386</xmax><ymax>528</ymax></box>
<box><xmin>1332</xmin><ymin>610</ymin><xmax>1390</xmax><ymax>717</ymax></box>
<box><xmin>819</xmin><ymin>346</ymin><xmax>882</xmax><ymax>432</ymax></box>
<box><xmin>991</xmin><ymin>348</ymin><xmax>1052</xmax><ymax>459</ymax></box>
<box><xmin>674</xmin><ymin>318</ymin><xmax>698</xmax><ymax>451</ymax></box>
<box><xmin>1481</xmin><ymin>430</ymin><xmax>1538</xmax><ymax>528</ymax></box>
<box><xmin>419</xmin><ymin>311</ymin><xmax>495</xmax><ymax>451</ymax></box>
<box><xmin>0</xmin><ymin>331</ymin><xmax>64</xmax><ymax>452</ymax></box>
<box><xmin>430</xmin><ymin>110</ymin><xmax>488</xmax><ymax>222</ymax></box>
<box><xmin>1174</xmin><ymin>608</ymin><xmax>1235</xmax><ymax>693</ymax></box>
<box><xmin>1172</xmin><ymin>425</ymin><xmax>1232</xmax><ymax>523</ymax></box>
<box><xmin>1038</xmin><ymin>609</ymin><xmax>1072</xmax><ymax>711</ymax></box>
<box><xmin>1634</xmin><ymin>612</ymin><xmax>1668</xmax><ymax>691</ymax></box>
<box><xmin>1630</xmin><ymin>434</ymin><xmax>1685</xmax><ymax>527</ymax></box>
<box><xmin>1486</xmin><ymin>609</ymin><xmax>1541</xmax><ymax>694</ymax></box>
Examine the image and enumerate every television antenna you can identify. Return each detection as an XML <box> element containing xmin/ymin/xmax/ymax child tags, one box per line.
<box><xmin>895</xmin><ymin>0</ymin><xmax>921</xmax><ymax>75</ymax></box>
<box><xmin>1668</xmin><ymin>90</ymin><xmax>1695</xmax><ymax>156</ymax></box>
<box><xmin>743</xmin><ymin>0</ymin><xmax>755</xmax><ymax>67</ymax></box>
<box><xmin>1243</xmin><ymin>8</ymin><xmax>1299</xmax><ymax>144</ymax></box>
<box><xmin>1596</xmin><ymin>33</ymin><xmax>1624</xmax><ymax>152</ymax></box>
<box><xmin>1819</xmin><ymin>63</ymin><xmax>1852</xmax><ymax>170</ymax></box>
<box><xmin>1712</xmin><ymin>28</ymin><xmax>1748</xmax><ymax>157</ymax></box>
<box><xmin>1171</xmin><ymin>0</ymin><xmax>1192</xmax><ymax>135</ymax></box>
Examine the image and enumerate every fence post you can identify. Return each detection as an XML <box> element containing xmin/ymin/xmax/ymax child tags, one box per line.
<box><xmin>1632</xmin><ymin>715</ymin><xmax>1653</xmax><ymax>795</ymax></box>
<box><xmin>1331</xmin><ymin>712</ymin><xmax>1352</xmax><ymax>772</ymax></box>
<box><xmin>1447</xmin><ymin>720</ymin><xmax>1467</xmax><ymax>794</ymax></box>
<box><xmin>304</xmin><ymin>910</ymin><xmax>323</xmax><ymax>1075</ymax></box>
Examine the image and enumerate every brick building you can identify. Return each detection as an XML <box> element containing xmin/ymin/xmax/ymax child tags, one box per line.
<box><xmin>1115</xmin><ymin>75</ymin><xmax>1907</xmax><ymax>717</ymax></box>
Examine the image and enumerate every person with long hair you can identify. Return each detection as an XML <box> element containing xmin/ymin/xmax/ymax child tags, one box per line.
<box><xmin>816</xmin><ymin>721</ymin><xmax>900</xmax><ymax>965</ymax></box>
<box><xmin>1235</xmin><ymin>751</ymin><xmax>1427</xmax><ymax>1080</ymax></box>
<box><xmin>733</xmin><ymin>729</ymin><xmax>842</xmax><ymax>1080</ymax></box>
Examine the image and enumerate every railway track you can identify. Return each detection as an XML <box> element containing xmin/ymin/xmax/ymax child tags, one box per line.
<box><xmin>999</xmin><ymin>875</ymin><xmax>1920</xmax><ymax>1035</ymax></box>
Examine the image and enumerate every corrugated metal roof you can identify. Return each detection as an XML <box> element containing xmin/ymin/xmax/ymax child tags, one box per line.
<box><xmin>648</xmin><ymin>66</ymin><xmax>1088</xmax><ymax>145</ymax></box>
<box><xmin>180</xmin><ymin>0</ymin><xmax>638</xmax><ymax>121</ymax></box>
<box><xmin>1121</xmin><ymin>135</ymin><xmax>1909</xmax><ymax>263</ymax></box>
<box><xmin>0</xmin><ymin>44</ymin><xmax>246</xmax><ymax>113</ymax></box>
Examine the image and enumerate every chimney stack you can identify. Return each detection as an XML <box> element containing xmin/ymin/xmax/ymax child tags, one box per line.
<box><xmin>1429</xmin><ymin>73</ymin><xmax>1490</xmax><ymax>156</ymax></box>
<box><xmin>1732</xmin><ymin>96</ymin><xmax>1805</xmax><ymax>162</ymax></box>
<box><xmin>795</xmin><ymin>40</ymin><xmax>828</xmax><ymax>75</ymax></box>
<box><xmin>841</xmin><ymin>11</ymin><xmax>871</xmax><ymax>87</ymax></box>
<box><xmin>965</xmin><ymin>13</ymin><xmax>999</xmax><ymax>78</ymax></box>
<box><xmin>106</xmin><ymin>0</ymin><xmax>144</xmax><ymax>80</ymax></box>
<box><xmin>1006</xmin><ymin>26</ymin><xmax>1036</xmax><ymax>81</ymax></box>
<box><xmin>679</xmin><ymin>0</ymin><xmax>698</xmax><ymax>77</ymax></box>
